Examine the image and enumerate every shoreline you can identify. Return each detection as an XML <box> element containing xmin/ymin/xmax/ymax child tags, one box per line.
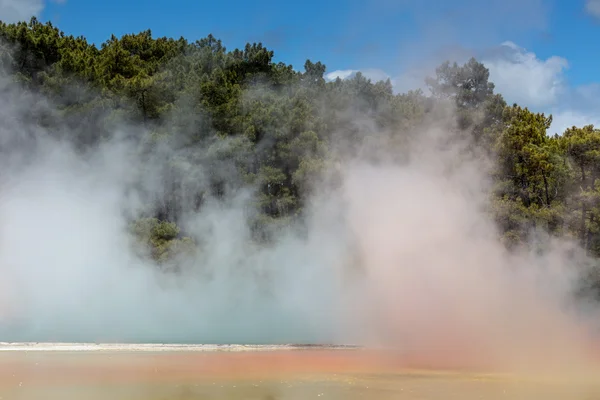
<box><xmin>0</xmin><ymin>342</ymin><xmax>362</xmax><ymax>352</ymax></box>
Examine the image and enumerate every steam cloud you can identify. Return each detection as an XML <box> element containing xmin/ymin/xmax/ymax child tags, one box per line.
<box><xmin>0</xmin><ymin>46</ymin><xmax>598</xmax><ymax>375</ymax></box>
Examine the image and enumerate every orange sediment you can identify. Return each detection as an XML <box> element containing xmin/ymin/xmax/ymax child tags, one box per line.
<box><xmin>0</xmin><ymin>345</ymin><xmax>599</xmax><ymax>386</ymax></box>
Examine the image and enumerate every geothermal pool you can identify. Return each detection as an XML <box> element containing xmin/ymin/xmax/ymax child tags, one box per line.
<box><xmin>0</xmin><ymin>343</ymin><xmax>599</xmax><ymax>399</ymax></box>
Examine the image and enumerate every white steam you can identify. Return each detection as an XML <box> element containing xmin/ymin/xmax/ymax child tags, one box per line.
<box><xmin>0</xmin><ymin>57</ymin><xmax>598</xmax><ymax>375</ymax></box>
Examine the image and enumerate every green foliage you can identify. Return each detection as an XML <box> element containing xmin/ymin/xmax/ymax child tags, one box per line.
<box><xmin>562</xmin><ymin>125</ymin><xmax>600</xmax><ymax>253</ymax></box>
<box><xmin>130</xmin><ymin>218</ymin><xmax>195</xmax><ymax>265</ymax></box>
<box><xmin>426</xmin><ymin>57</ymin><xmax>495</xmax><ymax>110</ymax></box>
<box><xmin>492</xmin><ymin>106</ymin><xmax>569</xmax><ymax>241</ymax></box>
<box><xmin>0</xmin><ymin>17</ymin><xmax>599</xmax><ymax>281</ymax></box>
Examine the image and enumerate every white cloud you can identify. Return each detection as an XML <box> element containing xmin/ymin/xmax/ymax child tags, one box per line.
<box><xmin>480</xmin><ymin>42</ymin><xmax>600</xmax><ymax>134</ymax></box>
<box><xmin>549</xmin><ymin>110</ymin><xmax>600</xmax><ymax>136</ymax></box>
<box><xmin>325</xmin><ymin>70</ymin><xmax>357</xmax><ymax>81</ymax></box>
<box><xmin>546</xmin><ymin>83</ymin><xmax>600</xmax><ymax>134</ymax></box>
<box><xmin>0</xmin><ymin>0</ymin><xmax>44</xmax><ymax>23</ymax></box>
<box><xmin>585</xmin><ymin>0</ymin><xmax>600</xmax><ymax>18</ymax></box>
<box><xmin>327</xmin><ymin>41</ymin><xmax>600</xmax><ymax>135</ymax></box>
<box><xmin>483</xmin><ymin>41</ymin><xmax>569</xmax><ymax>108</ymax></box>
<box><xmin>574</xmin><ymin>82</ymin><xmax>600</xmax><ymax>101</ymax></box>
<box><xmin>325</xmin><ymin>68</ymin><xmax>391</xmax><ymax>84</ymax></box>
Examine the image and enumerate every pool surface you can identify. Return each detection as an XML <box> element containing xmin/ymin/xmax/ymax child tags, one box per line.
<box><xmin>1</xmin><ymin>345</ymin><xmax>599</xmax><ymax>399</ymax></box>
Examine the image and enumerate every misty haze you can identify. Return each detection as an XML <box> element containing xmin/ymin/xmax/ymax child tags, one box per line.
<box><xmin>1</xmin><ymin>0</ymin><xmax>600</xmax><ymax>398</ymax></box>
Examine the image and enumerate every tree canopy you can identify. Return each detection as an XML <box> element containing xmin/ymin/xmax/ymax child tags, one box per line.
<box><xmin>1</xmin><ymin>17</ymin><xmax>600</xmax><ymax>271</ymax></box>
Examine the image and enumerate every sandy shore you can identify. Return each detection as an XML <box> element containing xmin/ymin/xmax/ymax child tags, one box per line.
<box><xmin>0</xmin><ymin>342</ymin><xmax>361</xmax><ymax>352</ymax></box>
<box><xmin>0</xmin><ymin>344</ymin><xmax>391</xmax><ymax>389</ymax></box>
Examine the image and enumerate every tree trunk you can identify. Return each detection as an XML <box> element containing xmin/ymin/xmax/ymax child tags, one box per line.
<box><xmin>587</xmin><ymin>214</ymin><xmax>595</xmax><ymax>254</ymax></box>
<box><xmin>543</xmin><ymin>171</ymin><xmax>550</xmax><ymax>207</ymax></box>
<box><xmin>581</xmin><ymin>165</ymin><xmax>587</xmax><ymax>246</ymax></box>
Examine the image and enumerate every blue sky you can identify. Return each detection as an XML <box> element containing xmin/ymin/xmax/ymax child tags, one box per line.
<box><xmin>1</xmin><ymin>0</ymin><xmax>599</xmax><ymax>134</ymax></box>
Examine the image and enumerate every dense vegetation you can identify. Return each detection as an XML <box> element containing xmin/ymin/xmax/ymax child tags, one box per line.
<box><xmin>2</xmin><ymin>17</ymin><xmax>600</xmax><ymax>270</ymax></box>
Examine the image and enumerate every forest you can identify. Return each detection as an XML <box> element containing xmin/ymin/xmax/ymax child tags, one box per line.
<box><xmin>1</xmin><ymin>17</ymin><xmax>600</xmax><ymax>280</ymax></box>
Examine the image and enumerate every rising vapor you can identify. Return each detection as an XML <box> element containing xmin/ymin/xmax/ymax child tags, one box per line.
<box><xmin>0</xmin><ymin>36</ymin><xmax>598</xmax><ymax>378</ymax></box>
